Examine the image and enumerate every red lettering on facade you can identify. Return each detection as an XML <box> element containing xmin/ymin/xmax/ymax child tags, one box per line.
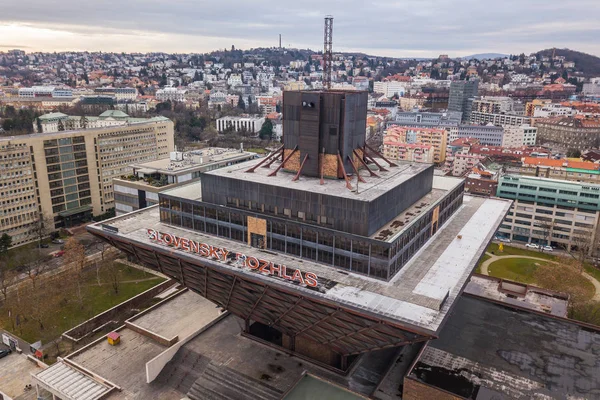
<box><xmin>258</xmin><ymin>259</ymin><xmax>270</xmax><ymax>274</ymax></box>
<box><xmin>199</xmin><ymin>243</ymin><xmax>210</xmax><ymax>257</ymax></box>
<box><xmin>246</xmin><ymin>257</ymin><xmax>260</xmax><ymax>269</ymax></box>
<box><xmin>270</xmin><ymin>263</ymin><xmax>281</xmax><ymax>277</ymax></box>
<box><xmin>291</xmin><ymin>269</ymin><xmax>305</xmax><ymax>285</ymax></box>
<box><xmin>146</xmin><ymin>229</ymin><xmax>319</xmax><ymax>287</ymax></box>
<box><xmin>304</xmin><ymin>272</ymin><xmax>318</xmax><ymax>287</ymax></box>
<box><xmin>281</xmin><ymin>266</ymin><xmax>293</xmax><ymax>280</ymax></box>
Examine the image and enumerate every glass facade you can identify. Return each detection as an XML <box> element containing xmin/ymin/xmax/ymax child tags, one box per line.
<box><xmin>158</xmin><ymin>183</ymin><xmax>464</xmax><ymax>281</ymax></box>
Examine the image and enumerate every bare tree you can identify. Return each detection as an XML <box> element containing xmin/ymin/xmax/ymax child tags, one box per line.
<box><xmin>571</xmin><ymin>231</ymin><xmax>593</xmax><ymax>272</ymax></box>
<box><xmin>0</xmin><ymin>259</ymin><xmax>16</xmax><ymax>302</ymax></box>
<box><xmin>103</xmin><ymin>260</ymin><xmax>122</xmax><ymax>295</ymax></box>
<box><xmin>535</xmin><ymin>220</ymin><xmax>555</xmax><ymax>248</ymax></box>
<box><xmin>20</xmin><ymin>251</ymin><xmax>49</xmax><ymax>290</ymax></box>
<box><xmin>63</xmin><ymin>238</ymin><xmax>87</xmax><ymax>307</ymax></box>
<box><xmin>30</xmin><ymin>212</ymin><xmax>54</xmax><ymax>252</ymax></box>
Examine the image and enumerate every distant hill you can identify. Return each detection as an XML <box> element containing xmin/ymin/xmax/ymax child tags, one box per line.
<box><xmin>462</xmin><ymin>53</ymin><xmax>508</xmax><ymax>60</ymax></box>
<box><xmin>535</xmin><ymin>48</ymin><xmax>600</xmax><ymax>76</ymax></box>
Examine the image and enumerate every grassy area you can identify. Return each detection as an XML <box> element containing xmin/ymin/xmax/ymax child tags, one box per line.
<box><xmin>0</xmin><ymin>263</ymin><xmax>165</xmax><ymax>344</ymax></box>
<box><xmin>487</xmin><ymin>257</ymin><xmax>595</xmax><ymax>303</ymax></box>
<box><xmin>486</xmin><ymin>243</ymin><xmax>557</xmax><ymax>261</ymax></box>
<box><xmin>584</xmin><ymin>263</ymin><xmax>600</xmax><ymax>283</ymax></box>
<box><xmin>487</xmin><ymin>258</ymin><xmax>541</xmax><ymax>284</ymax></box>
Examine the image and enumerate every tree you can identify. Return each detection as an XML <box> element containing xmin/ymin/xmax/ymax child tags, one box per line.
<box><xmin>567</xmin><ymin>148</ymin><xmax>582</xmax><ymax>158</ymax></box>
<box><xmin>80</xmin><ymin>115</ymin><xmax>88</xmax><ymax>129</ymax></box>
<box><xmin>36</xmin><ymin>118</ymin><xmax>43</xmax><ymax>133</ymax></box>
<box><xmin>103</xmin><ymin>260</ymin><xmax>122</xmax><ymax>295</ymax></box>
<box><xmin>31</xmin><ymin>213</ymin><xmax>54</xmax><ymax>252</ymax></box>
<box><xmin>63</xmin><ymin>238</ymin><xmax>87</xmax><ymax>307</ymax></box>
<box><xmin>57</xmin><ymin>119</ymin><xmax>65</xmax><ymax>132</ymax></box>
<box><xmin>535</xmin><ymin>220</ymin><xmax>554</xmax><ymax>247</ymax></box>
<box><xmin>238</xmin><ymin>95</ymin><xmax>246</xmax><ymax>111</ymax></box>
<box><xmin>259</xmin><ymin>118</ymin><xmax>274</xmax><ymax>140</ymax></box>
<box><xmin>0</xmin><ymin>234</ymin><xmax>11</xmax><ymax>255</ymax></box>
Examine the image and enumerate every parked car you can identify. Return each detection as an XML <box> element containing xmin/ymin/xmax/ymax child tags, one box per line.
<box><xmin>0</xmin><ymin>348</ymin><xmax>11</xmax><ymax>359</ymax></box>
<box><xmin>543</xmin><ymin>245</ymin><xmax>553</xmax><ymax>252</ymax></box>
<box><xmin>53</xmin><ymin>250</ymin><xmax>65</xmax><ymax>258</ymax></box>
<box><xmin>526</xmin><ymin>243</ymin><xmax>540</xmax><ymax>249</ymax></box>
<box><xmin>499</xmin><ymin>237</ymin><xmax>511</xmax><ymax>243</ymax></box>
<box><xmin>52</xmin><ymin>239</ymin><xmax>64</xmax><ymax>244</ymax></box>
<box><xmin>40</xmin><ymin>243</ymin><xmax>49</xmax><ymax>248</ymax></box>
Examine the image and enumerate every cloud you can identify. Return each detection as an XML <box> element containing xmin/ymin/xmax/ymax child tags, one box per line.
<box><xmin>0</xmin><ymin>0</ymin><xmax>599</xmax><ymax>57</ymax></box>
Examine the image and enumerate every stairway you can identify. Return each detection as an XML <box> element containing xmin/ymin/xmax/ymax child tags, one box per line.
<box><xmin>187</xmin><ymin>361</ymin><xmax>283</xmax><ymax>400</ymax></box>
<box><xmin>156</xmin><ymin>348</ymin><xmax>210</xmax><ymax>394</ymax></box>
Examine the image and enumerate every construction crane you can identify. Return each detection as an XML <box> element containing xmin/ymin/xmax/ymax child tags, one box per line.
<box><xmin>323</xmin><ymin>16</ymin><xmax>333</xmax><ymax>90</ymax></box>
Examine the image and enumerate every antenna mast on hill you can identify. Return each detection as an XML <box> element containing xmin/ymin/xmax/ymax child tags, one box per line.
<box><xmin>323</xmin><ymin>16</ymin><xmax>334</xmax><ymax>90</ymax></box>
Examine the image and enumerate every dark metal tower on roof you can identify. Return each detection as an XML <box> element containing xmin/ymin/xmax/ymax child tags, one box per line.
<box><xmin>323</xmin><ymin>16</ymin><xmax>333</xmax><ymax>90</ymax></box>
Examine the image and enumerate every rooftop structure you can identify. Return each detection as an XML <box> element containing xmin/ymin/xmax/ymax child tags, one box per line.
<box><xmin>87</xmin><ymin>89</ymin><xmax>510</xmax><ymax>382</ymax></box>
<box><xmin>405</xmin><ymin>295</ymin><xmax>600</xmax><ymax>399</ymax></box>
<box><xmin>113</xmin><ymin>147</ymin><xmax>256</xmax><ymax>215</ymax></box>
<box><xmin>465</xmin><ymin>274</ymin><xmax>569</xmax><ymax>317</ymax></box>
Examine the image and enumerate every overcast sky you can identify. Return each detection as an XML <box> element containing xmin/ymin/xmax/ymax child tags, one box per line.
<box><xmin>1</xmin><ymin>0</ymin><xmax>599</xmax><ymax>58</ymax></box>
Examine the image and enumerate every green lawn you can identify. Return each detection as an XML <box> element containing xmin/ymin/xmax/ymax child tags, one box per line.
<box><xmin>487</xmin><ymin>258</ymin><xmax>541</xmax><ymax>284</ymax></box>
<box><xmin>584</xmin><ymin>263</ymin><xmax>600</xmax><ymax>283</ymax></box>
<box><xmin>0</xmin><ymin>263</ymin><xmax>165</xmax><ymax>344</ymax></box>
<box><xmin>486</xmin><ymin>243</ymin><xmax>557</xmax><ymax>261</ymax></box>
<box><xmin>486</xmin><ymin>256</ymin><xmax>595</xmax><ymax>303</ymax></box>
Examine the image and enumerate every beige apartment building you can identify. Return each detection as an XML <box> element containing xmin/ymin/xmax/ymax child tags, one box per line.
<box><xmin>0</xmin><ymin>117</ymin><xmax>174</xmax><ymax>246</ymax></box>
<box><xmin>383</xmin><ymin>126</ymin><xmax>447</xmax><ymax>164</ymax></box>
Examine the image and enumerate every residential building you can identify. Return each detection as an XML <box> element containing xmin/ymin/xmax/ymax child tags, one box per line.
<box><xmin>216</xmin><ymin>116</ymin><xmax>265</xmax><ymax>134</ymax></box>
<box><xmin>472</xmin><ymin>96</ymin><xmax>515</xmax><ymax>114</ymax></box>
<box><xmin>502</xmin><ymin>125</ymin><xmax>538</xmax><ymax>147</ymax></box>
<box><xmin>0</xmin><ymin>118</ymin><xmax>174</xmax><ymax>245</ymax></box>
<box><xmin>114</xmin><ymin>148</ymin><xmax>256</xmax><ymax>216</ymax></box>
<box><xmin>465</xmin><ymin>168</ymin><xmax>498</xmax><ymax>196</ymax></box>
<box><xmin>456</xmin><ymin>124</ymin><xmax>504</xmax><ymax>146</ymax></box>
<box><xmin>583</xmin><ymin>78</ymin><xmax>600</xmax><ymax>96</ymax></box>
<box><xmin>18</xmin><ymin>86</ymin><xmax>73</xmax><ymax>98</ymax></box>
<box><xmin>383</xmin><ymin>140</ymin><xmax>434</xmax><ymax>163</ymax></box>
<box><xmin>156</xmin><ymin>87</ymin><xmax>187</xmax><ymax>102</ymax></box>
<box><xmin>35</xmin><ymin>110</ymin><xmax>148</xmax><ymax>133</ymax></box>
<box><xmin>93</xmin><ymin>87</ymin><xmax>138</xmax><ymax>101</ymax></box>
<box><xmin>383</xmin><ymin>126</ymin><xmax>447</xmax><ymax>163</ymax></box>
<box><xmin>496</xmin><ymin>175</ymin><xmax>600</xmax><ymax>253</ymax></box>
<box><xmin>469</xmin><ymin>111</ymin><xmax>531</xmax><ymax>126</ymax></box>
<box><xmin>532</xmin><ymin>103</ymin><xmax>576</xmax><ymax>118</ymax></box>
<box><xmin>448</xmin><ymin>79</ymin><xmax>479</xmax><ymax>122</ymax></box>
<box><xmin>387</xmin><ymin>111</ymin><xmax>462</xmax><ymax>130</ymax></box>
<box><xmin>399</xmin><ymin>94</ymin><xmax>426</xmax><ymax>110</ymax></box>
<box><xmin>373</xmin><ymin>81</ymin><xmax>406</xmax><ymax>98</ymax></box>
<box><xmin>536</xmin><ymin>116</ymin><xmax>600</xmax><ymax>148</ymax></box>
<box><xmin>505</xmin><ymin>157</ymin><xmax>600</xmax><ymax>184</ymax></box>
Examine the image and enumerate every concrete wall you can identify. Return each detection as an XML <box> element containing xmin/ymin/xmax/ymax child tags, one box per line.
<box><xmin>145</xmin><ymin>312</ymin><xmax>229</xmax><ymax>383</ymax></box>
<box><xmin>62</xmin><ymin>279</ymin><xmax>174</xmax><ymax>342</ymax></box>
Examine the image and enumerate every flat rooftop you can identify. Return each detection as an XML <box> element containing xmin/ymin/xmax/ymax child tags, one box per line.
<box><xmin>409</xmin><ymin>295</ymin><xmax>600</xmax><ymax>399</ymax></box>
<box><xmin>465</xmin><ymin>274</ymin><xmax>569</xmax><ymax>317</ymax></box>
<box><xmin>89</xmin><ymin>194</ymin><xmax>511</xmax><ymax>335</ymax></box>
<box><xmin>155</xmin><ymin>314</ymin><xmax>397</xmax><ymax>399</ymax></box>
<box><xmin>66</xmin><ymin>290</ymin><xmax>223</xmax><ymax>400</ymax></box>
<box><xmin>131</xmin><ymin>148</ymin><xmax>255</xmax><ymax>174</ymax></box>
<box><xmin>203</xmin><ymin>157</ymin><xmax>435</xmax><ymax>202</ymax></box>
